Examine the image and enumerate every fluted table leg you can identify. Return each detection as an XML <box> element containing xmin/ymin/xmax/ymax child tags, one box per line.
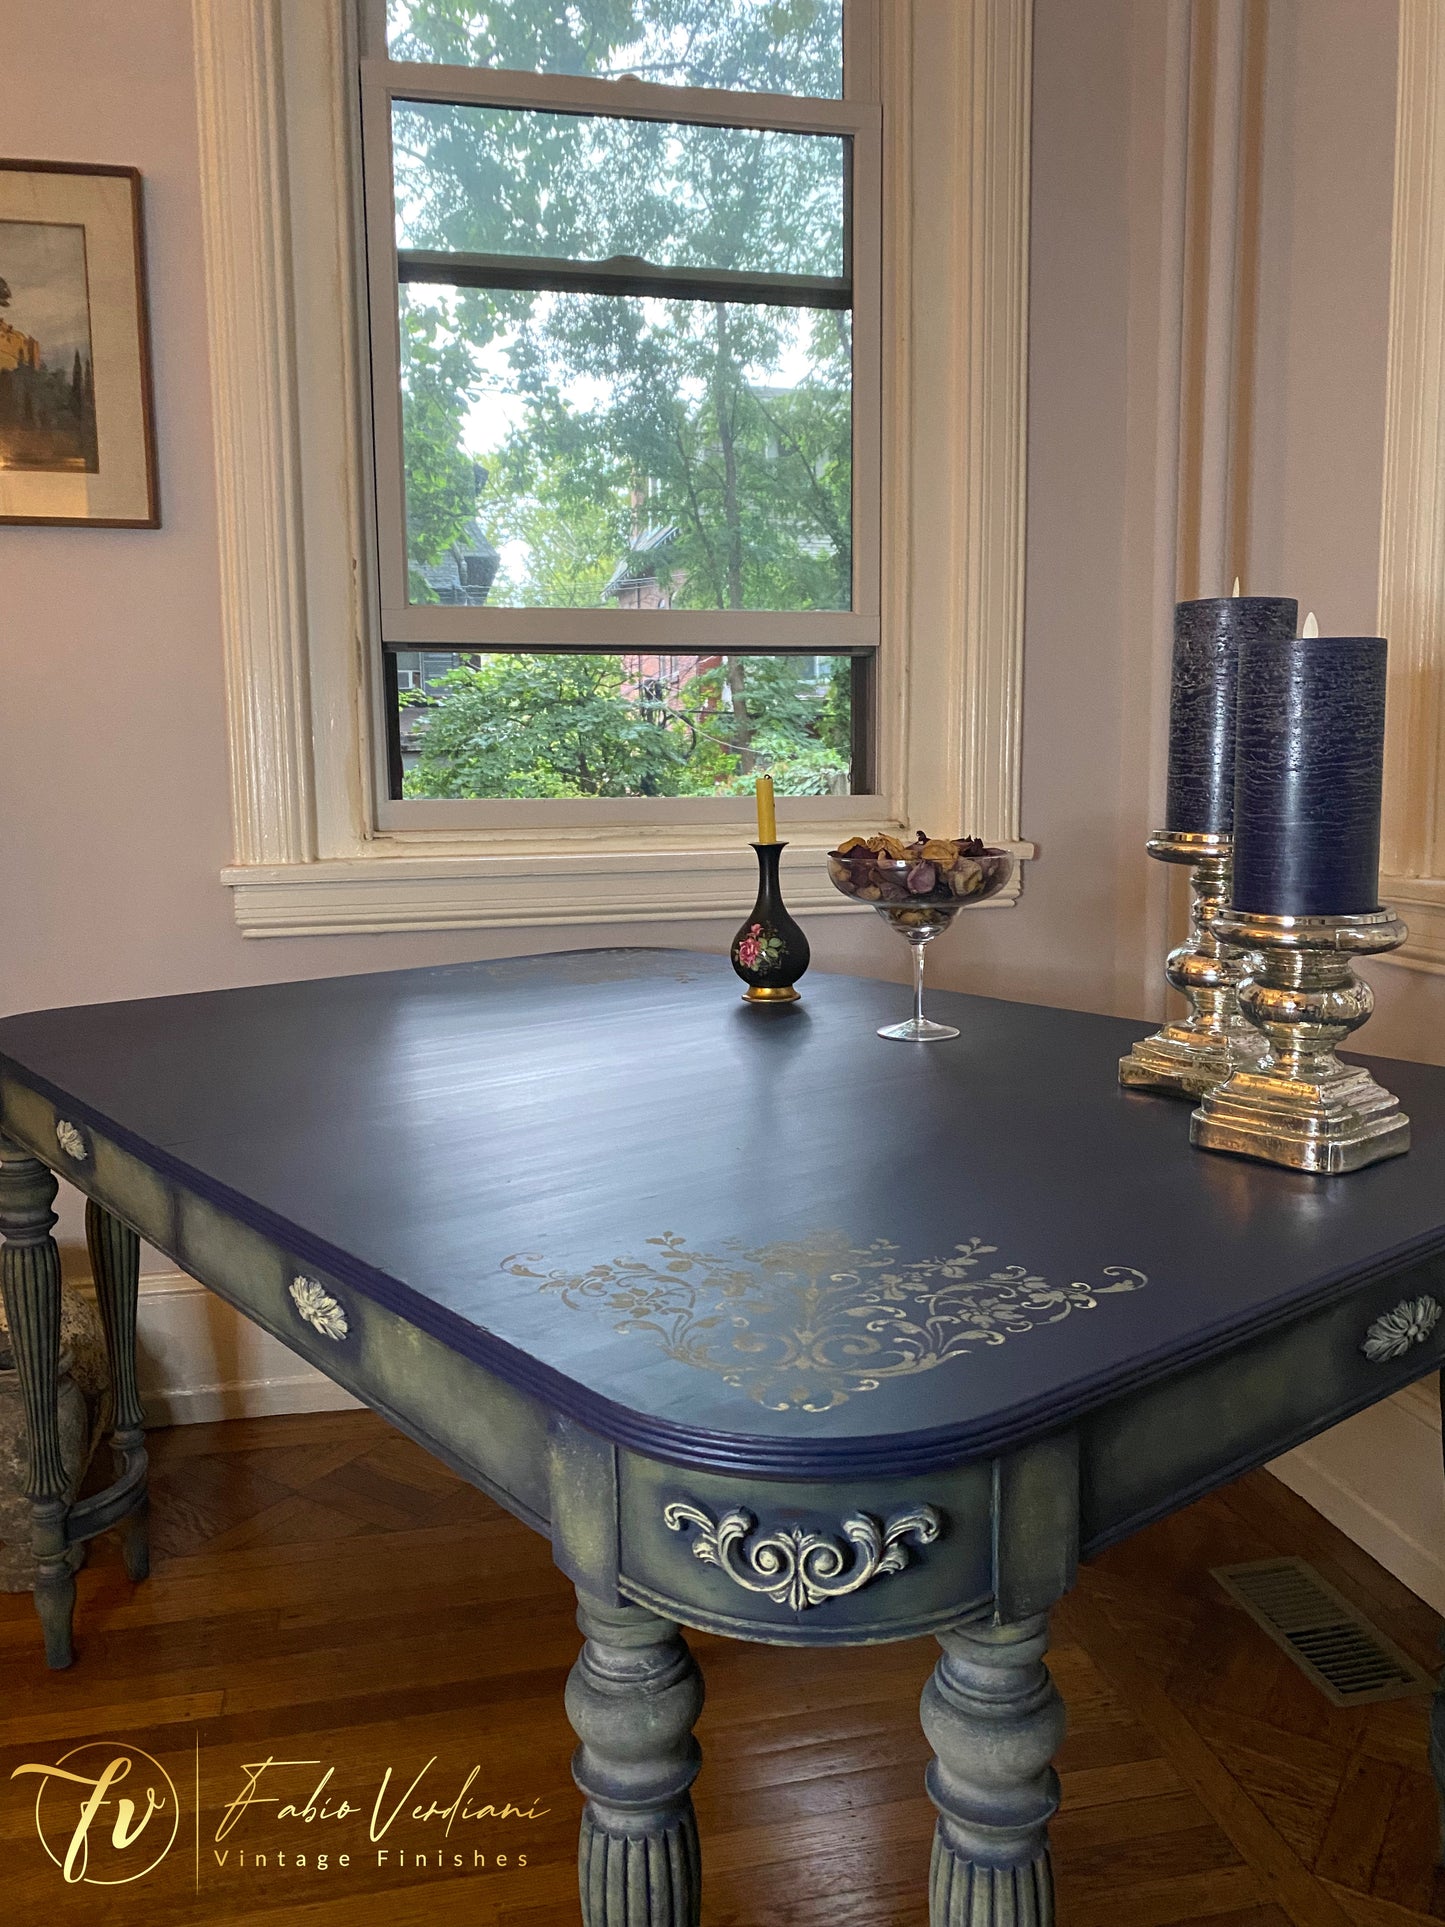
<box><xmin>85</xmin><ymin>1200</ymin><xmax>149</xmax><ymax>1582</ymax></box>
<box><xmin>1432</xmin><ymin>1367</ymin><xmax>1445</xmax><ymax>1859</ymax></box>
<box><xmin>0</xmin><ymin>1137</ymin><xmax>75</xmax><ymax>1668</ymax></box>
<box><xmin>921</xmin><ymin>1611</ymin><xmax>1065</xmax><ymax>1927</ymax></box>
<box><xmin>566</xmin><ymin>1593</ymin><xmax>704</xmax><ymax>1927</ymax></box>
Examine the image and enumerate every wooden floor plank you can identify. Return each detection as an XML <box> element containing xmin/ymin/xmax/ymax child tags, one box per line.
<box><xmin>1373</xmin><ymin>1772</ymin><xmax>1445</xmax><ymax>1915</ymax></box>
<box><xmin>1315</xmin><ymin>1752</ymin><xmax>1404</xmax><ymax>1890</ymax></box>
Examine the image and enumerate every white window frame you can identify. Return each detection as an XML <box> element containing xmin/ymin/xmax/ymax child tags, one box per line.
<box><xmin>1376</xmin><ymin>2</ymin><xmax>1445</xmax><ymax>974</ymax></box>
<box><xmin>360</xmin><ymin>10</ymin><xmax>881</xmax><ymax>832</ymax></box>
<box><xmin>192</xmin><ymin>0</ymin><xmax>1033</xmax><ymax>937</ymax></box>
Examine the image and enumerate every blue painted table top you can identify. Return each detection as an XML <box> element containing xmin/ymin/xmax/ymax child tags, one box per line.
<box><xmin>3</xmin><ymin>948</ymin><xmax>1444</xmax><ymax>1477</ymax></box>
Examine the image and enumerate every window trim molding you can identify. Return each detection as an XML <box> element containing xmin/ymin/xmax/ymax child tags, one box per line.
<box><xmin>1378</xmin><ymin>1</ymin><xmax>1445</xmax><ymax>975</ymax></box>
<box><xmin>193</xmin><ymin>0</ymin><xmax>1034</xmax><ymax>938</ymax></box>
<box><xmin>194</xmin><ymin>0</ymin><xmax>319</xmax><ymax>870</ymax></box>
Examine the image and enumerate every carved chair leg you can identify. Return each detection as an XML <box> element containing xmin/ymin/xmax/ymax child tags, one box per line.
<box><xmin>85</xmin><ymin>1200</ymin><xmax>149</xmax><ymax>1582</ymax></box>
<box><xmin>0</xmin><ymin>1139</ymin><xmax>76</xmax><ymax>1668</ymax></box>
<box><xmin>565</xmin><ymin>1592</ymin><xmax>704</xmax><ymax>1927</ymax></box>
<box><xmin>921</xmin><ymin>1611</ymin><xmax>1065</xmax><ymax>1927</ymax></box>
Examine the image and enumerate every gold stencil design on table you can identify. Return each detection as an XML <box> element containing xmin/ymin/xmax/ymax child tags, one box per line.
<box><xmin>505</xmin><ymin>1233</ymin><xmax>1149</xmax><ymax>1413</ymax></box>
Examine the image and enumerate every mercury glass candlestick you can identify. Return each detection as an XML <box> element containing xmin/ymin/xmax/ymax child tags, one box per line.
<box><xmin>1118</xmin><ymin>830</ymin><xmax>1264</xmax><ymax>1098</ymax></box>
<box><xmin>1120</xmin><ymin>592</ymin><xmax>1296</xmax><ymax>1098</ymax></box>
<box><xmin>1190</xmin><ymin>909</ymin><xmax>1410</xmax><ymax>1172</ymax></box>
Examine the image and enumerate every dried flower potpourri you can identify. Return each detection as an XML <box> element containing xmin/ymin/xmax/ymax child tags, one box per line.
<box><xmin>827</xmin><ymin>832</ymin><xmax>1011</xmax><ymax>906</ymax></box>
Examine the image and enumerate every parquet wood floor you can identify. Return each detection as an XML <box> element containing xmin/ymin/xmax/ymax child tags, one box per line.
<box><xmin>0</xmin><ymin>1409</ymin><xmax>1440</xmax><ymax>1925</ymax></box>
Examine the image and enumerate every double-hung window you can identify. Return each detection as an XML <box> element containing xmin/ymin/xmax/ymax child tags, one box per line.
<box><xmin>358</xmin><ymin>2</ymin><xmax>881</xmax><ymax>820</ymax></box>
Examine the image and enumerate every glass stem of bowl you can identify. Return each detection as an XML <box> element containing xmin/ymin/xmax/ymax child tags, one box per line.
<box><xmin>910</xmin><ymin>932</ymin><xmax>929</xmax><ymax>1031</ymax></box>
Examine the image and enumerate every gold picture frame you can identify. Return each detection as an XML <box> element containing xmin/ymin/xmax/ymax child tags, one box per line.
<box><xmin>0</xmin><ymin>159</ymin><xmax>158</xmax><ymax>528</ymax></box>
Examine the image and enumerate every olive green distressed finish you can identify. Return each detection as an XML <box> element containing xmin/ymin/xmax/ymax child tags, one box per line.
<box><xmin>992</xmin><ymin>1435</ymin><xmax>1080</xmax><ymax>1623</ymax></box>
<box><xmin>567</xmin><ymin>1594</ymin><xmax>704</xmax><ymax>1927</ymax></box>
<box><xmin>0</xmin><ymin>1143</ymin><xmax>153</xmax><ymax>1669</ymax></box>
<box><xmin>175</xmin><ymin>1189</ymin><xmax>554</xmax><ymax>1529</ymax></box>
<box><xmin>0</xmin><ymin>1139</ymin><xmax>73</xmax><ymax>1668</ymax></box>
<box><xmin>1433</xmin><ymin>1367</ymin><xmax>1445</xmax><ymax>1858</ymax></box>
<box><xmin>1</xmin><ymin>1073</ymin><xmax>178</xmax><ymax>1254</ymax></box>
<box><xmin>922</xmin><ymin>1614</ymin><xmax>1064</xmax><ymax>1927</ymax></box>
<box><xmin>619</xmin><ymin>1447</ymin><xmax>993</xmax><ymax>1643</ymax></box>
<box><xmin>550</xmin><ymin>1417</ymin><xmax>622</xmax><ymax>1602</ymax></box>
<box><xmin>1080</xmin><ymin>1251</ymin><xmax>1445</xmax><ymax>1556</ymax></box>
<box><xmin>614</xmin><ymin>1432</ymin><xmax>1079</xmax><ymax>1646</ymax></box>
<box><xmin>84</xmin><ymin>1201</ymin><xmax>149</xmax><ymax>1584</ymax></box>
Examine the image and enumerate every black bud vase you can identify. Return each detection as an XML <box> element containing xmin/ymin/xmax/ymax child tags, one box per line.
<box><xmin>731</xmin><ymin>842</ymin><xmax>810</xmax><ymax>1003</ymax></box>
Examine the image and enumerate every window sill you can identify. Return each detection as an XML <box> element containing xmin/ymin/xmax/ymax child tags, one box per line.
<box><xmin>222</xmin><ymin>839</ymin><xmax>1034</xmax><ymax>938</ymax></box>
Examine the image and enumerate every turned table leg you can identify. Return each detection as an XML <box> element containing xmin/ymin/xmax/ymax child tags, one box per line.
<box><xmin>921</xmin><ymin>1610</ymin><xmax>1065</xmax><ymax>1927</ymax></box>
<box><xmin>85</xmin><ymin>1200</ymin><xmax>149</xmax><ymax>1582</ymax></box>
<box><xmin>1432</xmin><ymin>1368</ymin><xmax>1445</xmax><ymax>1858</ymax></box>
<box><xmin>0</xmin><ymin>1137</ymin><xmax>76</xmax><ymax>1668</ymax></box>
<box><xmin>565</xmin><ymin>1592</ymin><xmax>704</xmax><ymax>1927</ymax></box>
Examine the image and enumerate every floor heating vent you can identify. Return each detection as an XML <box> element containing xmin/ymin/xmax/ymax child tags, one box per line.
<box><xmin>1211</xmin><ymin>1557</ymin><xmax>1436</xmax><ymax>1708</ymax></box>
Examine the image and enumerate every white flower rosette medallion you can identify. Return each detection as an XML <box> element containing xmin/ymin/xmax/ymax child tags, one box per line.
<box><xmin>1360</xmin><ymin>1295</ymin><xmax>1440</xmax><ymax>1363</ymax></box>
<box><xmin>289</xmin><ymin>1276</ymin><xmax>349</xmax><ymax>1342</ymax></box>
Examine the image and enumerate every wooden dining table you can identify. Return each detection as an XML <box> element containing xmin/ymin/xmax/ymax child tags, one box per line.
<box><xmin>3</xmin><ymin>946</ymin><xmax>1445</xmax><ymax>1927</ymax></box>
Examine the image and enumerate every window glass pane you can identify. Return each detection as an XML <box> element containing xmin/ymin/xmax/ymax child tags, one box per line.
<box><xmin>398</xmin><ymin>288</ymin><xmax>852</xmax><ymax>612</ymax></box>
<box><xmin>394</xmin><ymin>651</ymin><xmax>856</xmax><ymax>797</ymax></box>
<box><xmin>392</xmin><ymin>102</ymin><xmax>845</xmax><ymax>279</ymax></box>
<box><xmin>385</xmin><ymin>1</ymin><xmax>844</xmax><ymax>98</ymax></box>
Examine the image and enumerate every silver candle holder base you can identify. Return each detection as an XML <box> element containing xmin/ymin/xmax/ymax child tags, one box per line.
<box><xmin>1118</xmin><ymin>830</ymin><xmax>1265</xmax><ymax>1100</ymax></box>
<box><xmin>1190</xmin><ymin>908</ymin><xmax>1410</xmax><ymax>1174</ymax></box>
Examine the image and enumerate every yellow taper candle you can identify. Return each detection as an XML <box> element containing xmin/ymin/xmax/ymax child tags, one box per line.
<box><xmin>755</xmin><ymin>773</ymin><xmax>777</xmax><ymax>844</ymax></box>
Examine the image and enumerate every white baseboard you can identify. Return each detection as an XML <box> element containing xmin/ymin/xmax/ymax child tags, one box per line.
<box><xmin>144</xmin><ymin>1373</ymin><xmax>362</xmax><ymax>1428</ymax></box>
<box><xmin>126</xmin><ymin>1274</ymin><xmax>1445</xmax><ymax>1613</ymax></box>
<box><xmin>1270</xmin><ymin>1378</ymin><xmax>1445</xmax><ymax>1615</ymax></box>
<box><xmin>134</xmin><ymin>1270</ymin><xmax>360</xmax><ymax>1427</ymax></box>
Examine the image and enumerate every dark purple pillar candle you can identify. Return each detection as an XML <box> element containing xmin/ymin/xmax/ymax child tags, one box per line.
<box><xmin>1231</xmin><ymin>635</ymin><xmax>1387</xmax><ymax>917</ymax></box>
<box><xmin>1165</xmin><ymin>596</ymin><xmax>1299</xmax><ymax>834</ymax></box>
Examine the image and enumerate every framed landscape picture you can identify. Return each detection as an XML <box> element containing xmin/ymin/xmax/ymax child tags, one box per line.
<box><xmin>0</xmin><ymin>160</ymin><xmax>157</xmax><ymax>527</ymax></box>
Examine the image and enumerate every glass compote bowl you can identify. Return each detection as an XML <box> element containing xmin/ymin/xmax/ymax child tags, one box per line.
<box><xmin>827</xmin><ymin>839</ymin><xmax>1015</xmax><ymax>1040</ymax></box>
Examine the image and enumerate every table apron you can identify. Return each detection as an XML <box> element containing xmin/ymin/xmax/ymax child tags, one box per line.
<box><xmin>605</xmin><ymin>1429</ymin><xmax>1081</xmax><ymax>1645</ymax></box>
<box><xmin>1080</xmin><ymin>1253</ymin><xmax>1445</xmax><ymax>1554</ymax></box>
